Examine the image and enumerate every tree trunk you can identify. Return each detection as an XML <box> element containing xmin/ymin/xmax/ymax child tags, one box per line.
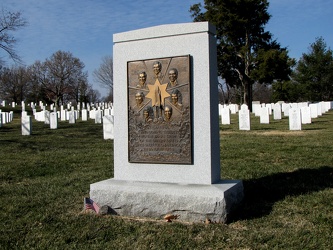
<box><xmin>242</xmin><ymin>79</ymin><xmax>253</xmax><ymax>112</ymax></box>
<box><xmin>243</xmin><ymin>31</ymin><xmax>252</xmax><ymax>111</ymax></box>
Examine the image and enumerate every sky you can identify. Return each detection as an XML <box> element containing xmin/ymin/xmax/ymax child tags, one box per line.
<box><xmin>1</xmin><ymin>0</ymin><xmax>332</xmax><ymax>97</ymax></box>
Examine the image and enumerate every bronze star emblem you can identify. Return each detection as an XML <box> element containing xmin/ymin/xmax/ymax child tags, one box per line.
<box><xmin>145</xmin><ymin>79</ymin><xmax>170</xmax><ymax>107</ymax></box>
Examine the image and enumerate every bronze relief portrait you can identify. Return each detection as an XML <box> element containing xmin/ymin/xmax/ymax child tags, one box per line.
<box><xmin>127</xmin><ymin>55</ymin><xmax>192</xmax><ymax>164</ymax></box>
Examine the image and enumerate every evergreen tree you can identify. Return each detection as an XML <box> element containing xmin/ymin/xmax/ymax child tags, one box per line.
<box><xmin>190</xmin><ymin>0</ymin><xmax>293</xmax><ymax>109</ymax></box>
<box><xmin>293</xmin><ymin>37</ymin><xmax>333</xmax><ymax>101</ymax></box>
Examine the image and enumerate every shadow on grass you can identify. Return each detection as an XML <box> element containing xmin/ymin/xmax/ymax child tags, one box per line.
<box><xmin>0</xmin><ymin>139</ymin><xmax>19</xmax><ymax>145</ymax></box>
<box><xmin>303</xmin><ymin>127</ymin><xmax>325</xmax><ymax>131</ymax></box>
<box><xmin>251</xmin><ymin>127</ymin><xmax>278</xmax><ymax>131</ymax></box>
<box><xmin>229</xmin><ymin>166</ymin><xmax>333</xmax><ymax>222</ymax></box>
<box><xmin>0</xmin><ymin>126</ymin><xmax>17</xmax><ymax>133</ymax></box>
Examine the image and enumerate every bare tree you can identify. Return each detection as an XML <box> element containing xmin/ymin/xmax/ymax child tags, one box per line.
<box><xmin>26</xmin><ymin>61</ymin><xmax>44</xmax><ymax>103</ymax></box>
<box><xmin>77</xmin><ymin>82</ymin><xmax>96</xmax><ymax>103</ymax></box>
<box><xmin>93</xmin><ymin>55</ymin><xmax>113</xmax><ymax>99</ymax></box>
<box><xmin>29</xmin><ymin>51</ymin><xmax>88</xmax><ymax>107</ymax></box>
<box><xmin>0</xmin><ymin>65</ymin><xmax>29</xmax><ymax>102</ymax></box>
<box><xmin>87</xmin><ymin>88</ymin><xmax>101</xmax><ymax>103</ymax></box>
<box><xmin>68</xmin><ymin>78</ymin><xmax>97</xmax><ymax>105</ymax></box>
<box><xmin>0</xmin><ymin>8</ymin><xmax>27</xmax><ymax>65</ymax></box>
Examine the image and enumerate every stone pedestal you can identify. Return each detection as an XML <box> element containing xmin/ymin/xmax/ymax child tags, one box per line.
<box><xmin>90</xmin><ymin>179</ymin><xmax>243</xmax><ymax>223</ymax></box>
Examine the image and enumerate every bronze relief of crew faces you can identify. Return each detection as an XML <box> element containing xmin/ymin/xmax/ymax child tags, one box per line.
<box><xmin>168</xmin><ymin>68</ymin><xmax>178</xmax><ymax>87</ymax></box>
<box><xmin>137</xmin><ymin>71</ymin><xmax>147</xmax><ymax>89</ymax></box>
<box><xmin>128</xmin><ymin>56</ymin><xmax>190</xmax><ymax>123</ymax></box>
<box><xmin>153</xmin><ymin>61</ymin><xmax>162</xmax><ymax>78</ymax></box>
<box><xmin>127</xmin><ymin>55</ymin><xmax>192</xmax><ymax>164</ymax></box>
<box><xmin>143</xmin><ymin>106</ymin><xmax>153</xmax><ymax>123</ymax></box>
<box><xmin>164</xmin><ymin>105</ymin><xmax>172</xmax><ymax>121</ymax></box>
<box><xmin>135</xmin><ymin>92</ymin><xmax>145</xmax><ymax>109</ymax></box>
<box><xmin>171</xmin><ymin>89</ymin><xmax>182</xmax><ymax>110</ymax></box>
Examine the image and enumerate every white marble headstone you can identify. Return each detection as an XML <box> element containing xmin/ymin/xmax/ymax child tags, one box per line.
<box><xmin>239</xmin><ymin>105</ymin><xmax>250</xmax><ymax>130</ymax></box>
<box><xmin>289</xmin><ymin>108</ymin><xmax>301</xmax><ymax>130</ymax></box>
<box><xmin>50</xmin><ymin>112</ymin><xmax>58</xmax><ymax>129</ymax></box>
<box><xmin>69</xmin><ymin>110</ymin><xmax>76</xmax><ymax>124</ymax></box>
<box><xmin>273</xmin><ymin>103</ymin><xmax>282</xmax><ymax>120</ymax></box>
<box><xmin>103</xmin><ymin>115</ymin><xmax>114</xmax><ymax>140</ymax></box>
<box><xmin>221</xmin><ymin>107</ymin><xmax>231</xmax><ymax>125</ymax></box>
<box><xmin>301</xmin><ymin>106</ymin><xmax>311</xmax><ymax>124</ymax></box>
<box><xmin>44</xmin><ymin>110</ymin><xmax>50</xmax><ymax>125</ymax></box>
<box><xmin>81</xmin><ymin>109</ymin><xmax>88</xmax><ymax>121</ymax></box>
<box><xmin>22</xmin><ymin>115</ymin><xmax>32</xmax><ymax>135</ymax></box>
<box><xmin>95</xmin><ymin>110</ymin><xmax>102</xmax><ymax>124</ymax></box>
<box><xmin>260</xmin><ymin>107</ymin><xmax>270</xmax><ymax>124</ymax></box>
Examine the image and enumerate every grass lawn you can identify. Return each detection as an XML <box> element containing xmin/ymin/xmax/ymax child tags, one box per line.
<box><xmin>1</xmin><ymin>106</ymin><xmax>332</xmax><ymax>249</ymax></box>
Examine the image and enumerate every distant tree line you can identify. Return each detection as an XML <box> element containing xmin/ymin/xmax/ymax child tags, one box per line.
<box><xmin>0</xmin><ymin>51</ymin><xmax>102</xmax><ymax>106</ymax></box>
<box><xmin>1</xmin><ymin>3</ymin><xmax>332</xmax><ymax>107</ymax></box>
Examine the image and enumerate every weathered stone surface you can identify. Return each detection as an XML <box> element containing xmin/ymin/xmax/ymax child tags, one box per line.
<box><xmin>90</xmin><ymin>179</ymin><xmax>243</xmax><ymax>223</ymax></box>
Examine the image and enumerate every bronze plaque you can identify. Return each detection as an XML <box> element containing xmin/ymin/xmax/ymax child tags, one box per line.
<box><xmin>127</xmin><ymin>55</ymin><xmax>192</xmax><ymax>164</ymax></box>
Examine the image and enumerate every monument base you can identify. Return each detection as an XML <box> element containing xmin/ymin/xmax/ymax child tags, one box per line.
<box><xmin>90</xmin><ymin>179</ymin><xmax>243</xmax><ymax>223</ymax></box>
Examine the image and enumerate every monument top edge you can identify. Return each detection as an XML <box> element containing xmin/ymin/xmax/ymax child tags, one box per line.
<box><xmin>113</xmin><ymin>21</ymin><xmax>216</xmax><ymax>43</ymax></box>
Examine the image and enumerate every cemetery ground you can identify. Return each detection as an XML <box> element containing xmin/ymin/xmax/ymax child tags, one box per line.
<box><xmin>1</xmin><ymin>106</ymin><xmax>332</xmax><ymax>249</ymax></box>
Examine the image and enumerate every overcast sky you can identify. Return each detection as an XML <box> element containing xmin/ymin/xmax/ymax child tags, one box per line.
<box><xmin>1</xmin><ymin>0</ymin><xmax>332</xmax><ymax>96</ymax></box>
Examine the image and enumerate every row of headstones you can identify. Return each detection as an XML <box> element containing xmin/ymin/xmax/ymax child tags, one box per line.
<box><xmin>0</xmin><ymin>100</ymin><xmax>114</xmax><ymax>140</ymax></box>
<box><xmin>33</xmin><ymin>107</ymin><xmax>114</xmax><ymax>124</ymax></box>
<box><xmin>219</xmin><ymin>101</ymin><xmax>333</xmax><ymax>131</ymax></box>
<box><xmin>1</xmin><ymin>100</ymin><xmax>113</xmax><ymax>111</ymax></box>
<box><xmin>0</xmin><ymin>110</ymin><xmax>14</xmax><ymax>128</ymax></box>
<box><xmin>0</xmin><ymin>100</ymin><xmax>15</xmax><ymax>107</ymax></box>
<box><xmin>33</xmin><ymin>102</ymin><xmax>112</xmax><ymax>112</ymax></box>
<box><xmin>21</xmin><ymin>109</ymin><xmax>114</xmax><ymax>139</ymax></box>
<box><xmin>24</xmin><ymin>101</ymin><xmax>113</xmax><ymax>124</ymax></box>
